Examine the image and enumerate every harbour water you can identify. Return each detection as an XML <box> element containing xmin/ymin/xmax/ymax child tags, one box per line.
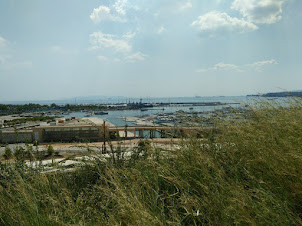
<box><xmin>64</xmin><ymin>96</ymin><xmax>259</xmax><ymax>127</ymax></box>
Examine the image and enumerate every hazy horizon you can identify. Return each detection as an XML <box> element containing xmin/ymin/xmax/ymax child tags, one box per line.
<box><xmin>0</xmin><ymin>94</ymin><xmax>248</xmax><ymax>104</ymax></box>
<box><xmin>1</xmin><ymin>0</ymin><xmax>302</xmax><ymax>102</ymax></box>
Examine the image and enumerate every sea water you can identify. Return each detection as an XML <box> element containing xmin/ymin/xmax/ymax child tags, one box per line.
<box><xmin>64</xmin><ymin>96</ymin><xmax>263</xmax><ymax>126</ymax></box>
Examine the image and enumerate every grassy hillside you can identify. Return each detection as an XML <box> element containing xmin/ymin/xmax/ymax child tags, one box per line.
<box><xmin>1</xmin><ymin>99</ymin><xmax>302</xmax><ymax>225</ymax></box>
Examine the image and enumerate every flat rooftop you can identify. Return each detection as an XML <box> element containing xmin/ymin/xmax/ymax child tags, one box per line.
<box><xmin>36</xmin><ymin>117</ymin><xmax>115</xmax><ymax>128</ymax></box>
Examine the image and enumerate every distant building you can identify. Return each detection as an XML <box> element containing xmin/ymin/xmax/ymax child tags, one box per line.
<box><xmin>32</xmin><ymin>117</ymin><xmax>110</xmax><ymax>143</ymax></box>
<box><xmin>0</xmin><ymin>118</ymin><xmax>114</xmax><ymax>143</ymax></box>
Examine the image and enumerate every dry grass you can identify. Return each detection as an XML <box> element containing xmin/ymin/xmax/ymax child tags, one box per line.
<box><xmin>0</xmin><ymin>99</ymin><xmax>302</xmax><ymax>225</ymax></box>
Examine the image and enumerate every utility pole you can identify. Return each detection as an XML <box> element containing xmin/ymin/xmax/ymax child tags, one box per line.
<box><xmin>103</xmin><ymin>121</ymin><xmax>106</xmax><ymax>153</ymax></box>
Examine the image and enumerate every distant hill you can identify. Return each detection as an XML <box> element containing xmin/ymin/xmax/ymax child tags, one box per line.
<box><xmin>262</xmin><ymin>91</ymin><xmax>302</xmax><ymax>97</ymax></box>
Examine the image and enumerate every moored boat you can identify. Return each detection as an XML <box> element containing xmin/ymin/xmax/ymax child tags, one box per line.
<box><xmin>94</xmin><ymin>111</ymin><xmax>109</xmax><ymax>115</ymax></box>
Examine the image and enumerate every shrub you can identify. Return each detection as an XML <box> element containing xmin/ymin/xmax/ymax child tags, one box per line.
<box><xmin>46</xmin><ymin>144</ymin><xmax>54</xmax><ymax>156</ymax></box>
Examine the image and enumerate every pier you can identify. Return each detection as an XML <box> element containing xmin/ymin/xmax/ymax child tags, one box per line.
<box><xmin>108</xmin><ymin>126</ymin><xmax>207</xmax><ymax>139</ymax></box>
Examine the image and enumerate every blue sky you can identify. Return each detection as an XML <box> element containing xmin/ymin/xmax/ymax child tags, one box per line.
<box><xmin>0</xmin><ymin>0</ymin><xmax>301</xmax><ymax>101</ymax></box>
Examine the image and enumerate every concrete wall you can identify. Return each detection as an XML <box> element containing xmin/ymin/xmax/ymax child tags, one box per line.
<box><xmin>32</xmin><ymin>126</ymin><xmax>106</xmax><ymax>143</ymax></box>
<box><xmin>0</xmin><ymin>130</ymin><xmax>33</xmax><ymax>143</ymax></box>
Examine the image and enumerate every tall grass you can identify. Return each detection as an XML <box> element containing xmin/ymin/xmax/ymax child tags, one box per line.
<box><xmin>0</xmin><ymin>99</ymin><xmax>302</xmax><ymax>225</ymax></box>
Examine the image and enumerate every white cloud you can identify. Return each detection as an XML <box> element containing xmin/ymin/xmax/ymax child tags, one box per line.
<box><xmin>192</xmin><ymin>11</ymin><xmax>258</xmax><ymax>36</ymax></box>
<box><xmin>50</xmin><ymin>45</ymin><xmax>62</xmax><ymax>52</ymax></box>
<box><xmin>197</xmin><ymin>59</ymin><xmax>278</xmax><ymax>73</ymax></box>
<box><xmin>0</xmin><ymin>55</ymin><xmax>12</xmax><ymax>66</ymax></box>
<box><xmin>0</xmin><ymin>60</ymin><xmax>33</xmax><ymax>71</ymax></box>
<box><xmin>12</xmin><ymin>61</ymin><xmax>33</xmax><ymax>69</ymax></box>
<box><xmin>0</xmin><ymin>37</ymin><xmax>33</xmax><ymax>71</ymax></box>
<box><xmin>179</xmin><ymin>1</ymin><xmax>192</xmax><ymax>11</ymax></box>
<box><xmin>113</xmin><ymin>0</ymin><xmax>127</xmax><ymax>16</ymax></box>
<box><xmin>213</xmin><ymin>63</ymin><xmax>243</xmax><ymax>72</ymax></box>
<box><xmin>90</xmin><ymin>6</ymin><xmax>111</xmax><ymax>23</ymax></box>
<box><xmin>122</xmin><ymin>32</ymin><xmax>136</xmax><ymax>39</ymax></box>
<box><xmin>231</xmin><ymin>0</ymin><xmax>288</xmax><ymax>24</ymax></box>
<box><xmin>0</xmin><ymin>37</ymin><xmax>11</xmax><ymax>68</ymax></box>
<box><xmin>156</xmin><ymin>26</ymin><xmax>166</xmax><ymax>34</ymax></box>
<box><xmin>50</xmin><ymin>45</ymin><xmax>78</xmax><ymax>54</ymax></box>
<box><xmin>90</xmin><ymin>31</ymin><xmax>146</xmax><ymax>63</ymax></box>
<box><xmin>195</xmin><ymin>68</ymin><xmax>208</xmax><ymax>73</ymax></box>
<box><xmin>89</xmin><ymin>0</ymin><xmax>138</xmax><ymax>24</ymax></box>
<box><xmin>0</xmin><ymin>36</ymin><xmax>8</xmax><ymax>49</ymax></box>
<box><xmin>197</xmin><ymin>62</ymin><xmax>243</xmax><ymax>73</ymax></box>
<box><xmin>90</xmin><ymin>5</ymin><xmax>126</xmax><ymax>23</ymax></box>
<box><xmin>247</xmin><ymin>59</ymin><xmax>278</xmax><ymax>72</ymax></box>
<box><xmin>89</xmin><ymin>32</ymin><xmax>132</xmax><ymax>53</ymax></box>
<box><xmin>97</xmin><ymin>55</ymin><xmax>109</xmax><ymax>61</ymax></box>
<box><xmin>97</xmin><ymin>55</ymin><xmax>121</xmax><ymax>63</ymax></box>
<box><xmin>125</xmin><ymin>52</ymin><xmax>147</xmax><ymax>63</ymax></box>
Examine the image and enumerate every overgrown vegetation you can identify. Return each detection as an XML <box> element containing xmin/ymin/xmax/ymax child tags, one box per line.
<box><xmin>0</xmin><ymin>100</ymin><xmax>302</xmax><ymax>225</ymax></box>
<box><xmin>0</xmin><ymin>103</ymin><xmax>50</xmax><ymax>115</ymax></box>
<box><xmin>0</xmin><ymin>103</ymin><xmax>125</xmax><ymax>116</ymax></box>
<box><xmin>3</xmin><ymin>116</ymin><xmax>57</xmax><ymax>126</ymax></box>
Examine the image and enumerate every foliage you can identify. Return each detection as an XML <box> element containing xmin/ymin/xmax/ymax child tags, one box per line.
<box><xmin>46</xmin><ymin>144</ymin><xmax>55</xmax><ymax>156</ymax></box>
<box><xmin>3</xmin><ymin>116</ymin><xmax>57</xmax><ymax>126</ymax></box>
<box><xmin>0</xmin><ymin>103</ymin><xmax>50</xmax><ymax>115</ymax></box>
<box><xmin>3</xmin><ymin>146</ymin><xmax>12</xmax><ymax>160</ymax></box>
<box><xmin>25</xmin><ymin>145</ymin><xmax>35</xmax><ymax>162</ymax></box>
<box><xmin>130</xmin><ymin>139</ymin><xmax>152</xmax><ymax>161</ymax></box>
<box><xmin>13</xmin><ymin>146</ymin><xmax>26</xmax><ymax>163</ymax></box>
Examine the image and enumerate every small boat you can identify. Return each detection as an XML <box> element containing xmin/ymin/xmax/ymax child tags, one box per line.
<box><xmin>84</xmin><ymin>111</ymin><xmax>95</xmax><ymax>117</ymax></box>
<box><xmin>94</xmin><ymin>111</ymin><xmax>109</xmax><ymax>115</ymax></box>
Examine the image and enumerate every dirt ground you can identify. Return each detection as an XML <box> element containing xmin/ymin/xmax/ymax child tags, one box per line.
<box><xmin>0</xmin><ymin>138</ymin><xmax>182</xmax><ymax>157</ymax></box>
<box><xmin>43</xmin><ymin>138</ymin><xmax>181</xmax><ymax>148</ymax></box>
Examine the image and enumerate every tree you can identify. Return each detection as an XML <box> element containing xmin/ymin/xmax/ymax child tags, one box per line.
<box><xmin>47</xmin><ymin>144</ymin><xmax>55</xmax><ymax>156</ymax></box>
<box><xmin>47</xmin><ymin>144</ymin><xmax>55</xmax><ymax>165</ymax></box>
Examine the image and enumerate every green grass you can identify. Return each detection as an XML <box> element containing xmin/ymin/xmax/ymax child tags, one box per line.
<box><xmin>1</xmin><ymin>99</ymin><xmax>302</xmax><ymax>225</ymax></box>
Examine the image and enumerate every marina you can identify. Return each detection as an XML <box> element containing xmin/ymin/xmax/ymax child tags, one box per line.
<box><xmin>0</xmin><ymin>96</ymin><xmax>269</xmax><ymax>144</ymax></box>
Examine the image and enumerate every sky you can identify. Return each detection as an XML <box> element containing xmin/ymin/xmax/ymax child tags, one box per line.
<box><xmin>0</xmin><ymin>0</ymin><xmax>302</xmax><ymax>102</ymax></box>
